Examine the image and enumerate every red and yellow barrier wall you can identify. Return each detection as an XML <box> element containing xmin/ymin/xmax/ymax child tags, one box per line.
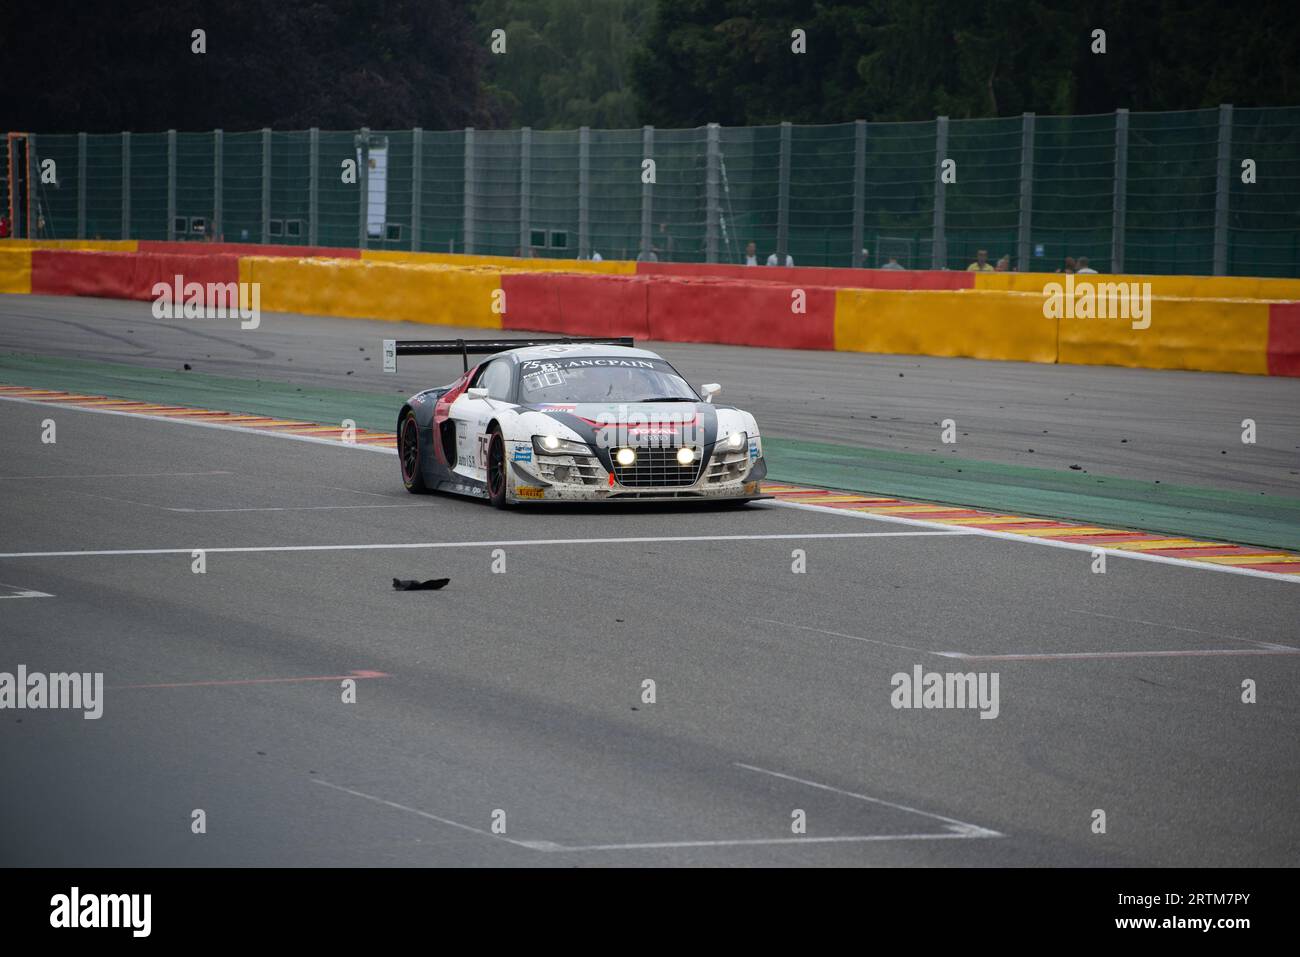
<box><xmin>2</xmin><ymin>240</ymin><xmax>1297</xmax><ymax>376</ymax></box>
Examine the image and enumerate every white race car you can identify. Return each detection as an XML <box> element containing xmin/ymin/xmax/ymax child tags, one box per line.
<box><xmin>387</xmin><ymin>337</ymin><xmax>766</xmax><ymax>507</ymax></box>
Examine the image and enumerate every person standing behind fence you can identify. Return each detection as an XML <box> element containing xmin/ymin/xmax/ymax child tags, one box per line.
<box><xmin>967</xmin><ymin>249</ymin><xmax>994</xmax><ymax>271</ymax></box>
<box><xmin>767</xmin><ymin>250</ymin><xmax>793</xmax><ymax>266</ymax></box>
<box><xmin>742</xmin><ymin>241</ymin><xmax>759</xmax><ymax>266</ymax></box>
<box><xmin>1075</xmin><ymin>256</ymin><xmax>1097</xmax><ymax>274</ymax></box>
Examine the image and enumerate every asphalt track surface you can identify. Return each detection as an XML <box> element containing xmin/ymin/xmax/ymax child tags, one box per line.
<box><xmin>1</xmin><ymin>296</ymin><xmax>1298</xmax><ymax>866</ymax></box>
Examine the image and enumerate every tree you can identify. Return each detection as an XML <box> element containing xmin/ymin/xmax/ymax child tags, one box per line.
<box><xmin>475</xmin><ymin>0</ymin><xmax>650</xmax><ymax>129</ymax></box>
<box><xmin>0</xmin><ymin>0</ymin><xmax>501</xmax><ymax>132</ymax></box>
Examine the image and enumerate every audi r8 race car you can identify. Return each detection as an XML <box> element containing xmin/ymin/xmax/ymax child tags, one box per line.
<box><xmin>386</xmin><ymin>337</ymin><xmax>766</xmax><ymax>506</ymax></box>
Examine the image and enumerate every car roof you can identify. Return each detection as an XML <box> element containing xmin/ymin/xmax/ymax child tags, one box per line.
<box><xmin>506</xmin><ymin>343</ymin><xmax>664</xmax><ymax>362</ymax></box>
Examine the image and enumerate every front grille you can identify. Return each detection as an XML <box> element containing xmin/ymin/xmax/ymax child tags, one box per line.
<box><xmin>611</xmin><ymin>446</ymin><xmax>703</xmax><ymax>488</ymax></box>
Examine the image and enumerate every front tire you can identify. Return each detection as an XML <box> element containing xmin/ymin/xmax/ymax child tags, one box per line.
<box><xmin>486</xmin><ymin>427</ymin><xmax>510</xmax><ymax>508</ymax></box>
<box><xmin>398</xmin><ymin>411</ymin><xmax>428</xmax><ymax>493</ymax></box>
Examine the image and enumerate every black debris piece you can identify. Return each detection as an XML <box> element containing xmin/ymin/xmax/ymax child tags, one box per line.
<box><xmin>392</xmin><ymin>578</ymin><xmax>450</xmax><ymax>591</ymax></box>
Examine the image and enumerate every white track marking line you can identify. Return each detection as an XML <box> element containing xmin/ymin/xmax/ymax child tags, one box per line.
<box><xmin>0</xmin><ymin>470</ymin><xmax>234</xmax><ymax>480</ymax></box>
<box><xmin>529</xmin><ymin>833</ymin><xmax>994</xmax><ymax>852</ymax></box>
<box><xmin>314</xmin><ymin>776</ymin><xmax>1000</xmax><ymax>853</ymax></box>
<box><xmin>1068</xmin><ymin>608</ymin><xmax>1299</xmax><ymax>651</ymax></box>
<box><xmin>734</xmin><ymin>763</ymin><xmax>1003</xmax><ymax>838</ymax></box>
<box><xmin>762</xmin><ymin>498</ymin><xmax>1300</xmax><ymax>584</ymax></box>
<box><xmin>9</xmin><ymin>392</ymin><xmax>1292</xmax><ymax>583</ymax></box>
<box><xmin>0</xmin><ymin>530</ymin><xmax>970</xmax><ymax>560</ymax></box>
<box><xmin>0</xmin><ymin>394</ymin><xmax>397</xmax><ymax>454</ymax></box>
<box><xmin>311</xmin><ymin>780</ymin><xmax>539</xmax><ymax>850</ymax></box>
<box><xmin>0</xmin><ymin>581</ymin><xmax>54</xmax><ymax>599</ymax></box>
<box><xmin>937</xmin><ymin>648</ymin><xmax>1300</xmax><ymax>661</ymax></box>
<box><xmin>167</xmin><ymin>504</ymin><xmax>440</xmax><ymax>513</ymax></box>
<box><xmin>753</xmin><ymin>618</ymin><xmax>942</xmax><ymax>656</ymax></box>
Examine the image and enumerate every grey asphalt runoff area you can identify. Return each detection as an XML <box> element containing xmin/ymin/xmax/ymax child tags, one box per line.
<box><xmin>1</xmin><ymin>394</ymin><xmax>1298</xmax><ymax>866</ymax></box>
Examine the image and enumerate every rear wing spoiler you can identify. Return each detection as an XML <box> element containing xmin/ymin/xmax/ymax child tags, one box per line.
<box><xmin>382</xmin><ymin>336</ymin><xmax>635</xmax><ymax>373</ymax></box>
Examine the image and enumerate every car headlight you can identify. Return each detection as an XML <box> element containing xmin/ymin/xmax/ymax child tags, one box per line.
<box><xmin>533</xmin><ymin>434</ymin><xmax>592</xmax><ymax>456</ymax></box>
<box><xmin>715</xmin><ymin>431</ymin><xmax>747</xmax><ymax>453</ymax></box>
<box><xmin>614</xmin><ymin>447</ymin><xmax>637</xmax><ymax>466</ymax></box>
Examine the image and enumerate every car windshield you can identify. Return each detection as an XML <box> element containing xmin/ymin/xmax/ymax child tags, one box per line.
<box><xmin>517</xmin><ymin>357</ymin><xmax>699</xmax><ymax>404</ymax></box>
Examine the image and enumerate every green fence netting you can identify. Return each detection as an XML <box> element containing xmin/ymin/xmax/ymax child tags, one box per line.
<box><xmin>8</xmin><ymin>106</ymin><xmax>1298</xmax><ymax>277</ymax></box>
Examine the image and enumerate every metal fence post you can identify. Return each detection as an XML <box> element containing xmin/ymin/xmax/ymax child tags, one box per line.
<box><xmin>1111</xmin><ymin>109</ymin><xmax>1128</xmax><ymax>273</ymax></box>
<box><xmin>578</xmin><ymin>126</ymin><xmax>590</xmax><ymax>259</ymax></box>
<box><xmin>640</xmin><ymin>125</ymin><xmax>653</xmax><ymax>258</ymax></box>
<box><xmin>463</xmin><ymin>128</ymin><xmax>476</xmax><ymax>254</ymax></box>
<box><xmin>777</xmin><ymin>121</ymin><xmax>792</xmax><ymax>264</ymax></box>
<box><xmin>357</xmin><ymin>127</ymin><xmax>369</xmax><ymax>250</ymax></box>
<box><xmin>519</xmin><ymin>126</ymin><xmax>532</xmax><ymax>256</ymax></box>
<box><xmin>213</xmin><ymin>129</ymin><xmax>223</xmax><ymax>241</ymax></box>
<box><xmin>167</xmin><ymin>129</ymin><xmax>177</xmax><ymax>240</ymax></box>
<box><xmin>77</xmin><ymin>132</ymin><xmax>87</xmax><ymax>239</ymax></box>
<box><xmin>26</xmin><ymin>134</ymin><xmax>37</xmax><ymax>237</ymax></box>
<box><xmin>260</xmin><ymin>127</ymin><xmax>271</xmax><ymax>244</ymax></box>
<box><xmin>852</xmin><ymin>120</ymin><xmax>865</xmax><ymax>267</ymax></box>
<box><xmin>308</xmin><ymin>128</ymin><xmax>319</xmax><ymax>246</ymax></box>
<box><xmin>121</xmin><ymin>132</ymin><xmax>131</xmax><ymax>240</ymax></box>
<box><xmin>1017</xmin><ymin>113</ymin><xmax>1035</xmax><ymax>272</ymax></box>
<box><xmin>411</xmin><ymin>127</ymin><xmax>423</xmax><ymax>252</ymax></box>
<box><xmin>705</xmin><ymin>124</ymin><xmax>720</xmax><ymax>263</ymax></box>
<box><xmin>1213</xmin><ymin>104</ymin><xmax>1233</xmax><ymax>276</ymax></box>
<box><xmin>931</xmin><ymin>116</ymin><xmax>948</xmax><ymax>269</ymax></box>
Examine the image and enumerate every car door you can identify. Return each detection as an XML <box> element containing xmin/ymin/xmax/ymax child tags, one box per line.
<box><xmin>448</xmin><ymin>358</ymin><xmax>513</xmax><ymax>481</ymax></box>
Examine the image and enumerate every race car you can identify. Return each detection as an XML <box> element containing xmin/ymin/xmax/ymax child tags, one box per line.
<box><xmin>386</xmin><ymin>336</ymin><xmax>766</xmax><ymax>507</ymax></box>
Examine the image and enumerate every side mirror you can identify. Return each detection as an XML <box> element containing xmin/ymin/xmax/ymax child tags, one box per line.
<box><xmin>700</xmin><ymin>383</ymin><xmax>721</xmax><ymax>403</ymax></box>
<box><xmin>467</xmin><ymin>386</ymin><xmax>490</xmax><ymax>399</ymax></box>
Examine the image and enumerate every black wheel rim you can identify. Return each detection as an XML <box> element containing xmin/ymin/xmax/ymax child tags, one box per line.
<box><xmin>400</xmin><ymin>418</ymin><xmax>418</xmax><ymax>483</ymax></box>
<box><xmin>488</xmin><ymin>434</ymin><xmax>505</xmax><ymax>498</ymax></box>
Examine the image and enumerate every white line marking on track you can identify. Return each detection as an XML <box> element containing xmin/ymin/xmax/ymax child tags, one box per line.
<box><xmin>1068</xmin><ymin>608</ymin><xmax>1298</xmax><ymax>651</ymax></box>
<box><xmin>167</xmin><ymin>503</ymin><xmax>438</xmax><ymax>513</ymax></box>
<box><xmin>0</xmin><ymin>530</ymin><xmax>972</xmax><ymax>560</ymax></box>
<box><xmin>311</xmin><ymin>779</ymin><xmax>540</xmax><ymax>850</ymax></box>
<box><xmin>754</xmin><ymin>618</ymin><xmax>942</xmax><ymax>656</ymax></box>
<box><xmin>10</xmin><ymin>393</ymin><xmax>1291</xmax><ymax>583</ymax></box>
<box><xmin>761</xmin><ymin>499</ymin><xmax>1300</xmax><ymax>584</ymax></box>
<box><xmin>0</xmin><ymin>470</ymin><xmax>234</xmax><ymax>480</ymax></box>
<box><xmin>0</xmin><ymin>394</ymin><xmax>398</xmax><ymax>454</ymax></box>
<box><xmin>734</xmin><ymin>763</ymin><xmax>1003</xmax><ymax>838</ymax></box>
<box><xmin>0</xmin><ymin>590</ymin><xmax>54</xmax><ymax>599</ymax></box>
<box><xmin>936</xmin><ymin>648</ymin><xmax>1300</xmax><ymax>661</ymax></box>
<box><xmin>313</xmin><ymin>770</ymin><xmax>1001</xmax><ymax>853</ymax></box>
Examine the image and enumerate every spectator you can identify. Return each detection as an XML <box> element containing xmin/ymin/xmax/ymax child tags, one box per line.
<box><xmin>995</xmin><ymin>254</ymin><xmax>1011</xmax><ymax>272</ymax></box>
<box><xmin>743</xmin><ymin>241</ymin><xmax>759</xmax><ymax>266</ymax></box>
<box><xmin>1056</xmin><ymin>256</ymin><xmax>1076</xmax><ymax>274</ymax></box>
<box><xmin>655</xmin><ymin>222</ymin><xmax>674</xmax><ymax>261</ymax></box>
<box><xmin>590</xmin><ymin>250</ymin><xmax>602</xmax><ymax>262</ymax></box>
<box><xmin>636</xmin><ymin>247</ymin><xmax>658</xmax><ymax>263</ymax></box>
<box><xmin>860</xmin><ymin>247</ymin><xmax>870</xmax><ymax>266</ymax></box>
<box><xmin>882</xmin><ymin>256</ymin><xmax>905</xmax><ymax>270</ymax></box>
<box><xmin>966</xmin><ymin>249</ymin><xmax>994</xmax><ymax>271</ymax></box>
<box><xmin>766</xmin><ymin>250</ymin><xmax>794</xmax><ymax>267</ymax></box>
<box><xmin>0</xmin><ymin>214</ymin><xmax>9</xmax><ymax>238</ymax></box>
<box><xmin>1075</xmin><ymin>256</ymin><xmax>1097</xmax><ymax>274</ymax></box>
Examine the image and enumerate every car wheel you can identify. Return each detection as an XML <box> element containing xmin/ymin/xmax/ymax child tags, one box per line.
<box><xmin>486</xmin><ymin>427</ymin><xmax>510</xmax><ymax>508</ymax></box>
<box><xmin>398</xmin><ymin>411</ymin><xmax>427</xmax><ymax>493</ymax></box>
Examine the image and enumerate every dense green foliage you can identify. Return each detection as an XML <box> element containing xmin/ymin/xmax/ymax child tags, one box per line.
<box><xmin>3</xmin><ymin>1</ymin><xmax>1295</xmax><ymax>132</ymax></box>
